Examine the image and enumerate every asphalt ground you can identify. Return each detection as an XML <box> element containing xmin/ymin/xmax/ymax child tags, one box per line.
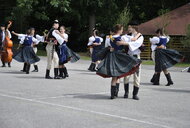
<box><xmin>0</xmin><ymin>57</ymin><xmax>190</xmax><ymax>128</ymax></box>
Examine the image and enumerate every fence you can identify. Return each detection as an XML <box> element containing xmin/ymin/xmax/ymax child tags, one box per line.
<box><xmin>140</xmin><ymin>36</ymin><xmax>190</xmax><ymax>61</ymax></box>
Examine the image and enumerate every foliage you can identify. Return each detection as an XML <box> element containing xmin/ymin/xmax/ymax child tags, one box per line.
<box><xmin>116</xmin><ymin>5</ymin><xmax>132</xmax><ymax>29</ymax></box>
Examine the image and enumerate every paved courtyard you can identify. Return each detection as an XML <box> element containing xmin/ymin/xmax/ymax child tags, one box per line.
<box><xmin>0</xmin><ymin>57</ymin><xmax>190</xmax><ymax>128</ymax></box>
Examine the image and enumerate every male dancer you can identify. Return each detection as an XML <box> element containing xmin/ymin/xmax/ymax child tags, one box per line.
<box><xmin>45</xmin><ymin>20</ymin><xmax>65</xmax><ymax>79</ymax></box>
<box><xmin>119</xmin><ymin>22</ymin><xmax>144</xmax><ymax>100</ymax></box>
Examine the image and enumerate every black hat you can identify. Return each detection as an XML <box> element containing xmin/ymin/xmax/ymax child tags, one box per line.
<box><xmin>53</xmin><ymin>20</ymin><xmax>59</xmax><ymax>24</ymax></box>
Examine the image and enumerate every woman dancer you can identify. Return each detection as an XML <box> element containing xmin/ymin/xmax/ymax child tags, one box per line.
<box><xmin>150</xmin><ymin>28</ymin><xmax>183</xmax><ymax>86</ymax></box>
<box><xmin>96</xmin><ymin>24</ymin><xmax>141</xmax><ymax>99</ymax></box>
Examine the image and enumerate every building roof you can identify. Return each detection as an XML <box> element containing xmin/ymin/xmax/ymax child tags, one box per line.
<box><xmin>138</xmin><ymin>3</ymin><xmax>190</xmax><ymax>36</ymax></box>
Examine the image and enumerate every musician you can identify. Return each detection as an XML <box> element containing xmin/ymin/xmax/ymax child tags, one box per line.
<box><xmin>0</xmin><ymin>22</ymin><xmax>12</xmax><ymax>67</ymax></box>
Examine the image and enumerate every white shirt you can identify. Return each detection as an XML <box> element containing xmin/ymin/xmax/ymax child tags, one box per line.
<box><xmin>19</xmin><ymin>35</ymin><xmax>39</xmax><ymax>45</ymax></box>
<box><xmin>52</xmin><ymin>30</ymin><xmax>67</xmax><ymax>45</ymax></box>
<box><xmin>1</xmin><ymin>30</ymin><xmax>12</xmax><ymax>42</ymax></box>
<box><xmin>105</xmin><ymin>35</ymin><xmax>112</xmax><ymax>47</ymax></box>
<box><xmin>60</xmin><ymin>33</ymin><xmax>68</xmax><ymax>42</ymax></box>
<box><xmin>87</xmin><ymin>36</ymin><xmax>103</xmax><ymax>46</ymax></box>
<box><xmin>149</xmin><ymin>36</ymin><xmax>170</xmax><ymax>51</ymax></box>
<box><xmin>122</xmin><ymin>34</ymin><xmax>144</xmax><ymax>55</ymax></box>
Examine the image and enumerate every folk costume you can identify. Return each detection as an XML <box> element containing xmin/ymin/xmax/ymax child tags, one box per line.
<box><xmin>58</xmin><ymin>32</ymin><xmax>80</xmax><ymax>78</ymax></box>
<box><xmin>96</xmin><ymin>34</ymin><xmax>141</xmax><ymax>99</ymax></box>
<box><xmin>13</xmin><ymin>35</ymin><xmax>40</xmax><ymax>74</ymax></box>
<box><xmin>87</xmin><ymin>36</ymin><xmax>103</xmax><ymax>71</ymax></box>
<box><xmin>121</xmin><ymin>33</ymin><xmax>144</xmax><ymax>100</ymax></box>
<box><xmin>150</xmin><ymin>36</ymin><xmax>183</xmax><ymax>86</ymax></box>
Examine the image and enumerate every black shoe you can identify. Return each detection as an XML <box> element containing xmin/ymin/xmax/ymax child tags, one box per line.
<box><xmin>188</xmin><ymin>67</ymin><xmax>190</xmax><ymax>73</ymax></box>
<box><xmin>45</xmin><ymin>69</ymin><xmax>53</xmax><ymax>79</ymax></box>
<box><xmin>88</xmin><ymin>63</ymin><xmax>96</xmax><ymax>72</ymax></box>
<box><xmin>153</xmin><ymin>73</ymin><xmax>160</xmax><ymax>85</ymax></box>
<box><xmin>124</xmin><ymin>83</ymin><xmax>129</xmax><ymax>98</ymax></box>
<box><xmin>1</xmin><ymin>65</ymin><xmax>6</xmax><ymax>67</ymax></box>
<box><xmin>59</xmin><ymin>68</ymin><xmax>66</xmax><ymax>79</ymax></box>
<box><xmin>32</xmin><ymin>65</ymin><xmax>38</xmax><ymax>72</ymax></box>
<box><xmin>115</xmin><ymin>83</ymin><xmax>120</xmax><ymax>97</ymax></box>
<box><xmin>110</xmin><ymin>86</ymin><xmax>116</xmax><ymax>99</ymax></box>
<box><xmin>21</xmin><ymin>63</ymin><xmax>27</xmax><ymax>72</ymax></box>
<box><xmin>8</xmin><ymin>62</ymin><xmax>11</xmax><ymax>67</ymax></box>
<box><xmin>63</xmin><ymin>67</ymin><xmax>69</xmax><ymax>77</ymax></box>
<box><xmin>26</xmin><ymin>64</ymin><xmax>31</xmax><ymax>74</ymax></box>
<box><xmin>165</xmin><ymin>73</ymin><xmax>174</xmax><ymax>86</ymax></box>
<box><xmin>54</xmin><ymin>68</ymin><xmax>61</xmax><ymax>79</ymax></box>
<box><xmin>132</xmin><ymin>86</ymin><xmax>139</xmax><ymax>100</ymax></box>
<box><xmin>150</xmin><ymin>74</ymin><xmax>156</xmax><ymax>83</ymax></box>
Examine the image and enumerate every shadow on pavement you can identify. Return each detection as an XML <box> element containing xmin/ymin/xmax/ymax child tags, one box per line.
<box><xmin>152</xmin><ymin>88</ymin><xmax>190</xmax><ymax>93</ymax></box>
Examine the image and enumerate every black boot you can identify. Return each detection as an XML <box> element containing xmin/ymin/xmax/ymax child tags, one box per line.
<box><xmin>124</xmin><ymin>84</ymin><xmax>129</xmax><ymax>98</ymax></box>
<box><xmin>45</xmin><ymin>69</ymin><xmax>53</xmax><ymax>79</ymax></box>
<box><xmin>88</xmin><ymin>63</ymin><xmax>96</xmax><ymax>72</ymax></box>
<box><xmin>150</xmin><ymin>74</ymin><xmax>156</xmax><ymax>83</ymax></box>
<box><xmin>165</xmin><ymin>73</ymin><xmax>174</xmax><ymax>86</ymax></box>
<box><xmin>54</xmin><ymin>68</ymin><xmax>61</xmax><ymax>79</ymax></box>
<box><xmin>88</xmin><ymin>63</ymin><xmax>93</xmax><ymax>71</ymax></box>
<box><xmin>8</xmin><ymin>62</ymin><xmax>11</xmax><ymax>67</ymax></box>
<box><xmin>21</xmin><ymin>63</ymin><xmax>27</xmax><ymax>72</ymax></box>
<box><xmin>115</xmin><ymin>83</ymin><xmax>120</xmax><ymax>97</ymax></box>
<box><xmin>26</xmin><ymin>64</ymin><xmax>30</xmax><ymax>74</ymax></box>
<box><xmin>110</xmin><ymin>86</ymin><xmax>116</xmax><ymax>99</ymax></box>
<box><xmin>63</xmin><ymin>67</ymin><xmax>69</xmax><ymax>77</ymax></box>
<box><xmin>2</xmin><ymin>62</ymin><xmax>6</xmax><ymax>67</ymax></box>
<box><xmin>187</xmin><ymin>67</ymin><xmax>190</xmax><ymax>73</ymax></box>
<box><xmin>59</xmin><ymin>68</ymin><xmax>66</xmax><ymax>79</ymax></box>
<box><xmin>92</xmin><ymin>63</ymin><xmax>97</xmax><ymax>71</ymax></box>
<box><xmin>153</xmin><ymin>73</ymin><xmax>160</xmax><ymax>85</ymax></box>
<box><xmin>32</xmin><ymin>65</ymin><xmax>38</xmax><ymax>72</ymax></box>
<box><xmin>132</xmin><ymin>86</ymin><xmax>139</xmax><ymax>100</ymax></box>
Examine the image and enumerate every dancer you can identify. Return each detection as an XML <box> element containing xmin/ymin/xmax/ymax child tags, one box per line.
<box><xmin>13</xmin><ymin>29</ymin><xmax>40</xmax><ymax>74</ymax></box>
<box><xmin>87</xmin><ymin>29</ymin><xmax>103</xmax><ymax>71</ymax></box>
<box><xmin>45</xmin><ymin>20</ymin><xmax>66</xmax><ymax>79</ymax></box>
<box><xmin>30</xmin><ymin>27</ymin><xmax>45</xmax><ymax>72</ymax></box>
<box><xmin>56</xmin><ymin>25</ymin><xmax>80</xmax><ymax>78</ymax></box>
<box><xmin>96</xmin><ymin>24</ymin><xmax>141</xmax><ymax>99</ymax></box>
<box><xmin>12</xmin><ymin>28</ymin><xmax>44</xmax><ymax>72</ymax></box>
<box><xmin>119</xmin><ymin>22</ymin><xmax>144</xmax><ymax>100</ymax></box>
<box><xmin>150</xmin><ymin>28</ymin><xmax>183</xmax><ymax>86</ymax></box>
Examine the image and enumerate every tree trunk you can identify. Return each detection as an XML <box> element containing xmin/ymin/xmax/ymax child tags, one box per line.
<box><xmin>89</xmin><ymin>13</ymin><xmax>96</xmax><ymax>36</ymax></box>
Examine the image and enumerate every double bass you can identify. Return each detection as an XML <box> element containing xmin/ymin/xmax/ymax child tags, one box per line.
<box><xmin>1</xmin><ymin>21</ymin><xmax>13</xmax><ymax>63</ymax></box>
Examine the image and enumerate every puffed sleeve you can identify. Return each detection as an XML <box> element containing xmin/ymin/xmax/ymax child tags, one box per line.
<box><xmin>32</xmin><ymin>37</ymin><xmax>40</xmax><ymax>44</ymax></box>
<box><xmin>149</xmin><ymin>36</ymin><xmax>160</xmax><ymax>44</ymax></box>
<box><xmin>18</xmin><ymin>34</ymin><xmax>27</xmax><ymax>40</ymax></box>
<box><xmin>52</xmin><ymin>30</ymin><xmax>64</xmax><ymax>45</ymax></box>
<box><xmin>128</xmin><ymin>36</ymin><xmax>144</xmax><ymax>51</ymax></box>
<box><xmin>36</xmin><ymin>34</ymin><xmax>45</xmax><ymax>42</ymax></box>
<box><xmin>87</xmin><ymin>36</ymin><xmax>95</xmax><ymax>46</ymax></box>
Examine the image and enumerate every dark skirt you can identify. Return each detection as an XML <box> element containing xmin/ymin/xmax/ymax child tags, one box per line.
<box><xmin>92</xmin><ymin>49</ymin><xmax>101</xmax><ymax>62</ymax></box>
<box><xmin>66</xmin><ymin>46</ymin><xmax>80</xmax><ymax>63</ymax></box>
<box><xmin>58</xmin><ymin>44</ymin><xmax>80</xmax><ymax>64</ymax></box>
<box><xmin>58</xmin><ymin>44</ymin><xmax>68</xmax><ymax>64</ymax></box>
<box><xmin>155</xmin><ymin>48</ymin><xmax>183</xmax><ymax>72</ymax></box>
<box><xmin>13</xmin><ymin>46</ymin><xmax>40</xmax><ymax>64</ymax></box>
<box><xmin>96</xmin><ymin>51</ymin><xmax>142</xmax><ymax>78</ymax></box>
